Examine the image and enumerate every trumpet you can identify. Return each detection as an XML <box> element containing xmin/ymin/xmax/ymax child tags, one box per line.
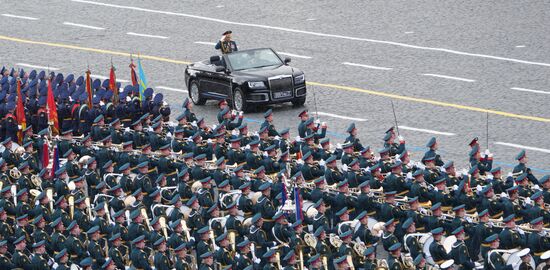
<box><xmin>159</xmin><ymin>216</ymin><xmax>168</xmax><ymax>239</ymax></box>
<box><xmin>68</xmin><ymin>195</ymin><xmax>75</xmax><ymax>219</ymax></box>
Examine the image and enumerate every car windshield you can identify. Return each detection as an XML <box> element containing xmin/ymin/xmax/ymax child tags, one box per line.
<box><xmin>227</xmin><ymin>49</ymin><xmax>283</xmax><ymax>71</ymax></box>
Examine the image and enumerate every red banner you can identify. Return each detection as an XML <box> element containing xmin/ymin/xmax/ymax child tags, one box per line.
<box><xmin>85</xmin><ymin>69</ymin><xmax>93</xmax><ymax>107</ymax></box>
<box><xmin>47</xmin><ymin>79</ymin><xmax>59</xmax><ymax>135</ymax></box>
<box><xmin>15</xmin><ymin>79</ymin><xmax>26</xmax><ymax>144</ymax></box>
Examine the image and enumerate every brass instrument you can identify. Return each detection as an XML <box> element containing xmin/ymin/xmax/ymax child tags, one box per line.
<box><xmin>68</xmin><ymin>195</ymin><xmax>75</xmax><ymax>219</ymax></box>
<box><xmin>11</xmin><ymin>185</ymin><xmax>17</xmax><ymax>206</ymax></box>
<box><xmin>299</xmin><ymin>249</ymin><xmax>305</xmax><ymax>270</ymax></box>
<box><xmin>31</xmin><ymin>175</ymin><xmax>42</xmax><ymax>189</ymax></box>
<box><xmin>141</xmin><ymin>208</ymin><xmax>151</xmax><ymax>231</ymax></box>
<box><xmin>85</xmin><ymin>198</ymin><xmax>93</xmax><ymax>220</ymax></box>
<box><xmin>376</xmin><ymin>259</ymin><xmax>389</xmax><ymax>270</ymax></box>
<box><xmin>209</xmin><ymin>230</ymin><xmax>217</xmax><ymax>252</ymax></box>
<box><xmin>46</xmin><ymin>188</ymin><xmax>54</xmax><ymax>213</ymax></box>
<box><xmin>104</xmin><ymin>201</ymin><xmax>111</xmax><ymax>223</ymax></box>
<box><xmin>159</xmin><ymin>216</ymin><xmax>168</xmax><ymax>239</ymax></box>
<box><xmin>229</xmin><ymin>231</ymin><xmax>236</xmax><ymax>252</ymax></box>
<box><xmin>181</xmin><ymin>219</ymin><xmax>192</xmax><ymax>242</ymax></box>
<box><xmin>304</xmin><ymin>233</ymin><xmax>318</xmax><ymax>249</ymax></box>
<box><xmin>275</xmin><ymin>250</ymin><xmax>282</xmax><ymax>270</ymax></box>
<box><xmin>329</xmin><ymin>233</ymin><xmax>343</xmax><ymax>249</ymax></box>
<box><xmin>402</xmin><ymin>254</ymin><xmax>415</xmax><ymax>270</ymax></box>
<box><xmin>9</xmin><ymin>167</ymin><xmax>21</xmax><ymax>180</ymax></box>
<box><xmin>347</xmin><ymin>255</ymin><xmax>355</xmax><ymax>270</ymax></box>
<box><xmin>322</xmin><ymin>256</ymin><xmax>328</xmax><ymax>270</ymax></box>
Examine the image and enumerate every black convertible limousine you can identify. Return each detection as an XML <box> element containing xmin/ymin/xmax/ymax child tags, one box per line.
<box><xmin>184</xmin><ymin>48</ymin><xmax>307</xmax><ymax>112</ymax></box>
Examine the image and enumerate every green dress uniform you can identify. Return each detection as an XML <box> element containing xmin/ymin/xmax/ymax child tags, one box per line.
<box><xmin>499</xmin><ymin>227</ymin><xmax>526</xmax><ymax>250</ymax></box>
<box><xmin>382</xmin><ymin>232</ymin><xmax>399</xmax><ymax>252</ymax></box>
<box><xmin>388</xmin><ymin>254</ymin><xmax>404</xmax><ymax>270</ymax></box>
<box><xmin>429</xmin><ymin>239</ymin><xmax>450</xmax><ymax>265</ymax></box>
<box><xmin>66</xmin><ymin>234</ymin><xmax>86</xmax><ymax>262</ymax></box>
<box><xmin>450</xmin><ymin>240</ymin><xmax>475</xmax><ymax>270</ymax></box>
<box><xmin>88</xmin><ymin>240</ymin><xmax>105</xmax><ymax>268</ymax></box>
<box><xmin>109</xmin><ymin>246</ymin><xmax>126</xmax><ymax>270</ymax></box>
<box><xmin>486</xmin><ymin>252</ymin><xmax>513</xmax><ymax>270</ymax></box>
<box><xmin>30</xmin><ymin>253</ymin><xmax>50</xmax><ymax>270</ymax></box>
<box><xmin>527</xmin><ymin>231</ymin><xmax>550</xmax><ymax>264</ymax></box>
<box><xmin>130</xmin><ymin>248</ymin><xmax>152</xmax><ymax>270</ymax></box>
<box><xmin>12</xmin><ymin>250</ymin><xmax>31</xmax><ymax>270</ymax></box>
<box><xmin>405</xmin><ymin>233</ymin><xmax>422</xmax><ymax>259</ymax></box>
<box><xmin>154</xmin><ymin>251</ymin><xmax>171</xmax><ymax>270</ymax></box>
<box><xmin>0</xmin><ymin>253</ymin><xmax>15</xmax><ymax>269</ymax></box>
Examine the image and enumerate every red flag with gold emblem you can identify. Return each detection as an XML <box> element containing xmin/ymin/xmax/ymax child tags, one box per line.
<box><xmin>47</xmin><ymin>79</ymin><xmax>59</xmax><ymax>135</ymax></box>
<box><xmin>109</xmin><ymin>64</ymin><xmax>118</xmax><ymax>104</ymax></box>
<box><xmin>85</xmin><ymin>68</ymin><xmax>93</xmax><ymax>107</ymax></box>
<box><xmin>15</xmin><ymin>79</ymin><xmax>26</xmax><ymax>144</ymax></box>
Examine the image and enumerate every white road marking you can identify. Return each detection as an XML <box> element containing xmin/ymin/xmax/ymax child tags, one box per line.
<box><xmin>399</xmin><ymin>126</ymin><xmax>456</xmax><ymax>136</ymax></box>
<box><xmin>306</xmin><ymin>18</ymin><xmax>317</xmax><ymax>21</ymax></box>
<box><xmin>494</xmin><ymin>142</ymin><xmax>550</xmax><ymax>154</ymax></box>
<box><xmin>216</xmin><ymin>5</ymin><xmax>224</xmax><ymax>8</ymax></box>
<box><xmin>404</xmin><ymin>31</ymin><xmax>414</xmax><ymax>34</ymax></box>
<box><xmin>63</xmin><ymin>21</ymin><xmax>105</xmax><ymax>30</ymax></box>
<box><xmin>515</xmin><ymin>45</ymin><xmax>526</xmax><ymax>48</ymax></box>
<box><xmin>276</xmin><ymin>52</ymin><xmax>312</xmax><ymax>59</ymax></box>
<box><xmin>91</xmin><ymin>74</ymin><xmax>129</xmax><ymax>83</ymax></box>
<box><xmin>1</xmin><ymin>14</ymin><xmax>38</xmax><ymax>20</ymax></box>
<box><xmin>194</xmin><ymin>41</ymin><xmax>216</xmax><ymax>45</ymax></box>
<box><xmin>71</xmin><ymin>0</ymin><xmax>550</xmax><ymax>68</ymax></box>
<box><xmin>510</xmin><ymin>87</ymin><xmax>550</xmax><ymax>95</ymax></box>
<box><xmin>342</xmin><ymin>62</ymin><xmax>393</xmax><ymax>71</ymax></box>
<box><xmin>127</xmin><ymin>32</ymin><xmax>169</xmax><ymax>39</ymax></box>
<box><xmin>421</xmin><ymin>73</ymin><xmax>476</xmax><ymax>82</ymax></box>
<box><xmin>156</xmin><ymin>86</ymin><xmax>187</xmax><ymax>93</ymax></box>
<box><xmin>16</xmin><ymin>63</ymin><xmax>60</xmax><ymax>71</ymax></box>
<box><xmin>316</xmin><ymin>112</ymin><xmax>367</xmax><ymax>122</ymax></box>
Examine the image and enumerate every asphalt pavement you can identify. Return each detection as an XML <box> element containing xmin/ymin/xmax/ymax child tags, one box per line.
<box><xmin>0</xmin><ymin>0</ymin><xmax>548</xmax><ymax>173</ymax></box>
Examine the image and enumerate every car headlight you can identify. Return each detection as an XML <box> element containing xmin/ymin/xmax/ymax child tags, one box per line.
<box><xmin>247</xmin><ymin>81</ymin><xmax>266</xmax><ymax>89</ymax></box>
<box><xmin>294</xmin><ymin>74</ymin><xmax>305</xmax><ymax>84</ymax></box>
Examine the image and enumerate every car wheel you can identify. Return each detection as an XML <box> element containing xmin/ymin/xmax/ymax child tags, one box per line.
<box><xmin>189</xmin><ymin>80</ymin><xmax>206</xmax><ymax>105</ymax></box>
<box><xmin>292</xmin><ymin>97</ymin><xmax>306</xmax><ymax>107</ymax></box>
<box><xmin>232</xmin><ymin>88</ymin><xmax>248</xmax><ymax>112</ymax></box>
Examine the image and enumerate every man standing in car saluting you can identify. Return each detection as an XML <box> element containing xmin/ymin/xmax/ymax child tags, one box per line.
<box><xmin>215</xmin><ymin>30</ymin><xmax>238</xmax><ymax>54</ymax></box>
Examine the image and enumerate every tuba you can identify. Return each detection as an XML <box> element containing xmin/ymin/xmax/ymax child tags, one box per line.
<box><xmin>141</xmin><ymin>208</ymin><xmax>152</xmax><ymax>231</ymax></box>
<box><xmin>46</xmin><ymin>188</ymin><xmax>54</xmax><ymax>213</ymax></box>
<box><xmin>31</xmin><ymin>175</ymin><xmax>42</xmax><ymax>189</ymax></box>
<box><xmin>304</xmin><ymin>233</ymin><xmax>317</xmax><ymax>249</ymax></box>
<box><xmin>401</xmin><ymin>254</ymin><xmax>415</xmax><ymax>270</ymax></box>
<box><xmin>329</xmin><ymin>233</ymin><xmax>343</xmax><ymax>249</ymax></box>
<box><xmin>375</xmin><ymin>259</ymin><xmax>389</xmax><ymax>270</ymax></box>
<box><xmin>9</xmin><ymin>167</ymin><xmax>21</xmax><ymax>180</ymax></box>
<box><xmin>159</xmin><ymin>216</ymin><xmax>168</xmax><ymax>239</ymax></box>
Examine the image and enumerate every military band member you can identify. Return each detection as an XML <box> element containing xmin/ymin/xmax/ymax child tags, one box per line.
<box><xmin>450</xmin><ymin>226</ymin><xmax>475</xmax><ymax>270</ymax></box>
<box><xmin>130</xmin><ymin>235</ymin><xmax>152</xmax><ymax>270</ymax></box>
<box><xmin>429</xmin><ymin>227</ymin><xmax>450</xmax><ymax>264</ymax></box>
<box><xmin>484</xmin><ymin>234</ymin><xmax>513</xmax><ymax>270</ymax></box>
<box><xmin>403</xmin><ymin>218</ymin><xmax>422</xmax><ymax>259</ymax></box>
<box><xmin>423</xmin><ymin>137</ymin><xmax>444</xmax><ymax>167</ymax></box>
<box><xmin>499</xmin><ymin>214</ymin><xmax>527</xmax><ymax>250</ymax></box>
<box><xmin>387</xmin><ymin>242</ymin><xmax>404</xmax><ymax>270</ymax></box>
<box><xmin>12</xmin><ymin>236</ymin><xmax>30</xmax><ymax>269</ymax></box>
<box><xmin>382</xmin><ymin>219</ymin><xmax>400</xmax><ymax>252</ymax></box>
<box><xmin>527</xmin><ymin>217</ymin><xmax>550</xmax><ymax>264</ymax></box>
<box><xmin>514</xmin><ymin>150</ymin><xmax>538</xmax><ymax>185</ymax></box>
<box><xmin>344</xmin><ymin>123</ymin><xmax>363</xmax><ymax>152</ymax></box>
<box><xmin>383</xmin><ymin>129</ymin><xmax>405</xmax><ymax>157</ymax></box>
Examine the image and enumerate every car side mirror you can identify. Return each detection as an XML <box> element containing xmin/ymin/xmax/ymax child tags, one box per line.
<box><xmin>215</xmin><ymin>66</ymin><xmax>225</xmax><ymax>72</ymax></box>
<box><xmin>284</xmin><ymin>57</ymin><xmax>291</xmax><ymax>64</ymax></box>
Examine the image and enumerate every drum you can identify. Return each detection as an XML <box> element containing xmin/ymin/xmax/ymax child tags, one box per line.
<box><xmin>367</xmin><ymin>217</ymin><xmax>378</xmax><ymax>231</ymax></box>
<box><xmin>507</xmin><ymin>248</ymin><xmax>536</xmax><ymax>270</ymax></box>
<box><xmin>442</xmin><ymin>235</ymin><xmax>457</xmax><ymax>253</ymax></box>
<box><xmin>421</xmin><ymin>235</ymin><xmax>435</xmax><ymax>265</ymax></box>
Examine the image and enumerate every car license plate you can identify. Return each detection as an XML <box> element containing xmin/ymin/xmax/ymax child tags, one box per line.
<box><xmin>273</xmin><ymin>91</ymin><xmax>292</xmax><ymax>99</ymax></box>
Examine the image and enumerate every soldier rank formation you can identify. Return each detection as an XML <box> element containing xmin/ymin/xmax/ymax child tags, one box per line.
<box><xmin>0</xmin><ymin>66</ymin><xmax>548</xmax><ymax>270</ymax></box>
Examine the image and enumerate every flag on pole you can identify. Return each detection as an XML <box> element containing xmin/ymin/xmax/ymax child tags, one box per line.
<box><xmin>15</xmin><ymin>79</ymin><xmax>26</xmax><ymax>144</ymax></box>
<box><xmin>85</xmin><ymin>68</ymin><xmax>93</xmax><ymax>107</ymax></box>
<box><xmin>41</xmin><ymin>141</ymin><xmax>49</xmax><ymax>169</ymax></box>
<box><xmin>137</xmin><ymin>57</ymin><xmax>148</xmax><ymax>107</ymax></box>
<box><xmin>294</xmin><ymin>187</ymin><xmax>303</xmax><ymax>222</ymax></box>
<box><xmin>129</xmin><ymin>57</ymin><xmax>138</xmax><ymax>86</ymax></box>
<box><xmin>50</xmin><ymin>146</ymin><xmax>59</xmax><ymax>179</ymax></box>
<box><xmin>47</xmin><ymin>79</ymin><xmax>59</xmax><ymax>136</ymax></box>
<box><xmin>109</xmin><ymin>64</ymin><xmax>118</xmax><ymax>104</ymax></box>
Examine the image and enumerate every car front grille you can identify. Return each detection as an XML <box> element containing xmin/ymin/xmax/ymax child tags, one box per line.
<box><xmin>268</xmin><ymin>76</ymin><xmax>293</xmax><ymax>93</ymax></box>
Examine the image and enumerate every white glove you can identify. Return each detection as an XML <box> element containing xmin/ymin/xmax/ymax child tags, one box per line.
<box><xmin>476</xmin><ymin>185</ymin><xmax>483</xmax><ymax>192</ymax></box>
<box><xmin>235</xmin><ymin>253</ymin><xmax>241</xmax><ymax>259</ymax></box>
<box><xmin>319</xmin><ymin>160</ymin><xmax>326</xmax><ymax>167</ymax></box>
<box><xmin>245</xmin><ymin>176</ymin><xmax>251</xmax><ymax>181</ymax></box>
<box><xmin>484</xmin><ymin>149</ymin><xmax>491</xmax><ymax>156</ymax></box>
<box><xmin>147</xmin><ymin>126</ymin><xmax>153</xmax><ymax>132</ymax></box>
<box><xmin>439</xmin><ymin>167</ymin><xmax>446</xmax><ymax>173</ymax></box>
<box><xmin>500</xmin><ymin>192</ymin><xmax>508</xmax><ymax>199</ymax></box>
<box><xmin>126</xmin><ymin>96</ymin><xmax>131</xmax><ymax>102</ymax></box>
<box><xmin>406</xmin><ymin>172</ymin><xmax>413</xmax><ymax>180</ymax></box>
<box><xmin>461</xmin><ymin>169</ymin><xmax>469</xmax><ymax>176</ymax></box>
<box><xmin>415</xmin><ymin>162</ymin><xmax>425</xmax><ymax>170</ymax></box>
<box><xmin>488</xmin><ymin>221</ymin><xmax>494</xmax><ymax>227</ymax></box>
<box><xmin>419</xmin><ymin>208</ymin><xmax>428</xmax><ymax>215</ymax></box>
<box><xmin>534</xmin><ymin>184</ymin><xmax>541</xmax><ymax>190</ymax></box>
<box><xmin>398</xmin><ymin>135</ymin><xmax>404</xmax><ymax>142</ymax></box>
<box><xmin>488</xmin><ymin>153</ymin><xmax>493</xmax><ymax>158</ymax></box>
<box><xmin>99</xmin><ymin>101</ymin><xmax>105</xmax><ymax>106</ymax></box>
<box><xmin>452</xmin><ymin>185</ymin><xmax>459</xmax><ymax>191</ymax></box>
<box><xmin>274</xmin><ymin>136</ymin><xmax>280</xmax><ymax>141</ymax></box>
<box><xmin>69</xmin><ymin>96</ymin><xmax>73</xmax><ymax>102</ymax></box>
<box><xmin>190</xmin><ymin>237</ymin><xmax>196</xmax><ymax>242</ymax></box>
<box><xmin>262</xmin><ymin>151</ymin><xmax>268</xmax><ymax>157</ymax></box>
<box><xmin>296</xmin><ymin>159</ymin><xmax>304</xmax><ymax>165</ymax></box>
<box><xmin>253</xmin><ymin>131</ymin><xmax>259</xmax><ymax>137</ymax></box>
<box><xmin>186</xmin><ymin>137</ymin><xmax>193</xmax><ymax>142</ymax></box>
<box><xmin>341</xmin><ymin>164</ymin><xmax>348</xmax><ymax>172</ymax></box>
<box><xmin>18</xmin><ymin>125</ymin><xmax>22</xmax><ymax>130</ymax></box>
<box><xmin>231</xmin><ymin>109</ymin><xmax>237</xmax><ymax>116</ymax></box>
<box><xmin>35</xmin><ymin>200</ymin><xmax>39</xmax><ymax>206</ymax></box>
<box><xmin>254</xmin><ymin>258</ymin><xmax>261</xmax><ymax>264</ymax></box>
<box><xmin>336</xmin><ymin>143</ymin><xmax>342</xmax><ymax>150</ymax></box>
<box><xmin>212</xmin><ymin>125</ymin><xmax>217</xmax><ymax>130</ymax></box>
<box><xmin>315</xmin><ymin>119</ymin><xmax>321</xmax><ymax>125</ymax></box>
<box><xmin>191</xmin><ymin>121</ymin><xmax>197</xmax><ymax>127</ymax></box>
<box><xmin>365</xmin><ymin>167</ymin><xmax>371</xmax><ymax>173</ymax></box>
<box><xmin>517</xmin><ymin>227</ymin><xmax>525</xmax><ymax>235</ymax></box>
<box><xmin>207</xmin><ymin>139</ymin><xmax>212</xmax><ymax>144</ymax></box>
<box><xmin>245</xmin><ymin>145</ymin><xmax>251</xmax><ymax>150</ymax></box>
<box><xmin>215</xmin><ymin>246</ymin><xmax>220</xmax><ymax>251</ymax></box>
<box><xmin>231</xmin><ymin>129</ymin><xmax>239</xmax><ymax>136</ymax></box>
<box><xmin>524</xmin><ymin>197</ymin><xmax>532</xmax><ymax>205</ymax></box>
<box><xmin>295</xmin><ymin>136</ymin><xmax>302</xmax><ymax>143</ymax></box>
<box><xmin>52</xmin><ymin>262</ymin><xmax>58</xmax><ymax>269</ymax></box>
<box><xmin>166</xmin><ymin>132</ymin><xmax>173</xmax><ymax>138</ymax></box>
<box><xmin>465</xmin><ymin>217</ymin><xmax>473</xmax><ymax>223</ymax></box>
<box><xmin>239</xmin><ymin>111</ymin><xmax>243</xmax><ymax>116</ymax></box>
